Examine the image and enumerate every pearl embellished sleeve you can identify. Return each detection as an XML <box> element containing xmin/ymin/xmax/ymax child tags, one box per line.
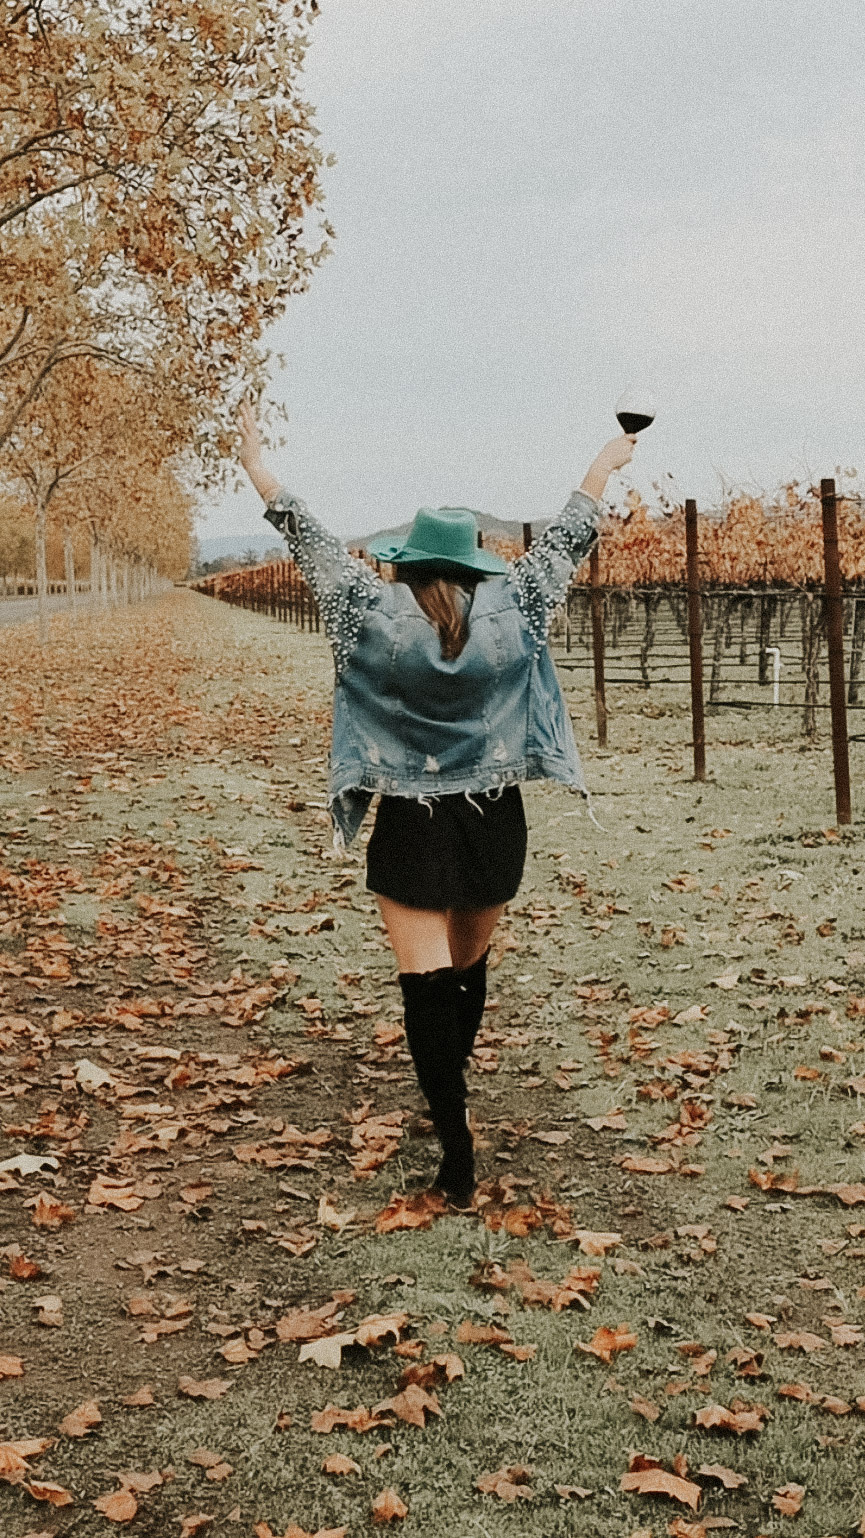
<box><xmin>506</xmin><ymin>489</ymin><xmax>601</xmax><ymax>648</ymax></box>
<box><xmin>264</xmin><ymin>490</ymin><xmax>382</xmax><ymax>674</ymax></box>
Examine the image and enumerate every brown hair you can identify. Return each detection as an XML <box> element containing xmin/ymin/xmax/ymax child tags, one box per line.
<box><xmin>399</xmin><ymin>568</ymin><xmax>481</xmax><ymax>660</ymax></box>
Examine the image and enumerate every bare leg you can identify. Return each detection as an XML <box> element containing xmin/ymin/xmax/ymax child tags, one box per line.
<box><xmin>376</xmin><ymin>895</ymin><xmax>451</xmax><ymax>973</ymax></box>
<box><xmin>376</xmin><ymin>896</ymin><xmax>505</xmax><ymax>973</ymax></box>
<box><xmin>446</xmin><ymin>904</ymin><xmax>506</xmax><ymax>970</ymax></box>
<box><xmin>377</xmin><ymin>896</ymin><xmax>504</xmax><ymax>1208</ymax></box>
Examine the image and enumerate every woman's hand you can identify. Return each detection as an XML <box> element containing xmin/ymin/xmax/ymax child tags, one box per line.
<box><xmin>236</xmin><ymin>398</ymin><xmax>282</xmax><ymax>504</ymax></box>
<box><xmin>580</xmin><ymin>433</ymin><xmax>637</xmax><ymax>501</ymax></box>
<box><xmin>238</xmin><ymin>398</ymin><xmax>265</xmax><ymax>471</ymax></box>
<box><xmin>594</xmin><ymin>433</ymin><xmax>637</xmax><ymax>473</ymax></box>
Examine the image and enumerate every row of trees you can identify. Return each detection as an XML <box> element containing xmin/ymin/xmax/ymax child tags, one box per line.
<box><xmin>1</xmin><ymin>0</ymin><xmax>329</xmax><ymax>633</ymax></box>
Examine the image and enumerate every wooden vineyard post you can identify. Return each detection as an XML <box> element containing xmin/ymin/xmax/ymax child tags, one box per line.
<box><xmin>820</xmin><ymin>477</ymin><xmax>852</xmax><ymax>824</ymax></box>
<box><xmin>589</xmin><ymin>542</ymin><xmax>607</xmax><ymax>747</ymax></box>
<box><xmin>522</xmin><ymin>522</ymin><xmax>533</xmax><ymax>552</ymax></box>
<box><xmin>685</xmin><ymin>498</ymin><xmax>706</xmax><ymax>781</ymax></box>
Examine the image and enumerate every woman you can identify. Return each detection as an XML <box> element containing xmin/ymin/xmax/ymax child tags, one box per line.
<box><xmin>237</xmin><ymin>401</ymin><xmax>636</xmax><ymax>1206</ymax></box>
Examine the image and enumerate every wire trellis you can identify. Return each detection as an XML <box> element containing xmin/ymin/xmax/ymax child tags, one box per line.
<box><xmin>551</xmin><ymin>584</ymin><xmax>865</xmax><ymax>738</ymax></box>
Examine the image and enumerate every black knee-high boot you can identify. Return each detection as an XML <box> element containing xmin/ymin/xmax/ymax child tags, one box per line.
<box><xmin>454</xmin><ymin>947</ymin><xmax>489</xmax><ymax>1065</ymax></box>
<box><xmin>398</xmin><ymin>966</ymin><xmax>474</xmax><ymax>1206</ymax></box>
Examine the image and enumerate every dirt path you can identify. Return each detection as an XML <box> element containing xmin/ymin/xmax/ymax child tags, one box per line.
<box><xmin>0</xmin><ymin>592</ymin><xmax>863</xmax><ymax>1537</ymax></box>
<box><xmin>0</xmin><ymin>595</ymin><xmax>99</xmax><ymax>627</ymax></box>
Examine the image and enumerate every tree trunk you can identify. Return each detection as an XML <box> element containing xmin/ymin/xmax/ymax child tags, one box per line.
<box><xmin>34</xmin><ymin>491</ymin><xmax>48</xmax><ymax>643</ymax></box>
<box><xmin>63</xmin><ymin>528</ymin><xmax>76</xmax><ymax>612</ymax></box>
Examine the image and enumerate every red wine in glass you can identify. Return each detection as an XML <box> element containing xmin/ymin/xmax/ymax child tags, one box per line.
<box><xmin>615</xmin><ymin>390</ymin><xmax>656</xmax><ymax>435</ymax></box>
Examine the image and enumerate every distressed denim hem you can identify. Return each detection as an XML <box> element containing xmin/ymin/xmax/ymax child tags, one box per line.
<box><xmin>328</xmin><ymin>758</ymin><xmax>588</xmax><ymax>848</ymax></box>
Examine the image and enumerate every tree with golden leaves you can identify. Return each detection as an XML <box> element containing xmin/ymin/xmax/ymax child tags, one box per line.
<box><xmin>3</xmin><ymin>356</ymin><xmax>194</xmax><ymax>635</ymax></box>
<box><xmin>0</xmin><ymin>0</ymin><xmax>330</xmax><ymax>469</ymax></box>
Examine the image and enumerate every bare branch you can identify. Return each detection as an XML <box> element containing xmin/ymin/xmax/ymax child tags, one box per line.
<box><xmin>0</xmin><ymin>307</ymin><xmax>30</xmax><ymax>366</ymax></box>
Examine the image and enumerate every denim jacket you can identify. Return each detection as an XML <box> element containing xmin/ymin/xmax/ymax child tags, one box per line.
<box><xmin>264</xmin><ymin>487</ymin><xmax>601</xmax><ymax>846</ymax></box>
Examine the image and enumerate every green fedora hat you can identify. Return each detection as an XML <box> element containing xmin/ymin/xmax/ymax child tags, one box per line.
<box><xmin>367</xmin><ymin>506</ymin><xmax>508</xmax><ymax>575</ymax></box>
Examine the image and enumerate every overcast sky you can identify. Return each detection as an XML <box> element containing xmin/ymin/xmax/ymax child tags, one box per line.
<box><xmin>206</xmin><ymin>0</ymin><xmax>865</xmax><ymax>542</ymax></box>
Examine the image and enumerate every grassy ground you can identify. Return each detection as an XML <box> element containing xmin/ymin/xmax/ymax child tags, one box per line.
<box><xmin>0</xmin><ymin>590</ymin><xmax>863</xmax><ymax>1538</ymax></box>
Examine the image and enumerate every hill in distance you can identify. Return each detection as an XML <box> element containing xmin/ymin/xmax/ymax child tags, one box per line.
<box><xmin>199</xmin><ymin>512</ymin><xmax>548</xmax><ymax>567</ymax></box>
<box><xmin>343</xmin><ymin>510</ymin><xmax>548</xmax><ymax>551</ymax></box>
<box><xmin>196</xmin><ymin>532</ymin><xmax>282</xmax><ymax>565</ymax></box>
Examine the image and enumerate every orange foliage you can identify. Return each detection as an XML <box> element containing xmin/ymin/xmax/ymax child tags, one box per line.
<box><xmin>583</xmin><ymin>486</ymin><xmax>865</xmax><ymax>588</ymax></box>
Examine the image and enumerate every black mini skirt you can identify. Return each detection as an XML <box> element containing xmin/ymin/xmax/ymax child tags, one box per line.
<box><xmin>365</xmin><ymin>784</ymin><xmax>527</xmax><ymax>911</ymax></box>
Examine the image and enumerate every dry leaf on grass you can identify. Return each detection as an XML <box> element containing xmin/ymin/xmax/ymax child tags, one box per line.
<box><xmin>573</xmin><ymin>1229</ymin><xmax>622</xmax><ymax>1255</ymax></box>
<box><xmin>372</xmin><ymin>1384</ymin><xmax>440</xmax><ymax>1428</ymax></box>
<box><xmin>773</xmin><ymin>1482</ymin><xmax>805</xmax><ymax>1516</ymax></box>
<box><xmin>116</xmin><ymin>1471</ymin><xmax>163</xmax><ymax>1494</ymax></box>
<box><xmin>825</xmin><ymin>1320</ymin><xmax>863</xmax><ymax>1347</ymax></box>
<box><xmin>26</xmin><ymin>1480</ymin><xmax>74</xmax><ymax>1506</ymax></box>
<box><xmin>371</xmin><ymin>1488</ymin><xmax>408</xmax><ymax>1523</ymax></box>
<box><xmin>275</xmin><ymin>1301</ymin><xmax>343</xmax><ymax>1342</ymax></box>
<box><xmin>475</xmin><ymin>1465</ymin><xmax>534</xmax><ymax>1501</ymax></box>
<box><xmin>178</xmin><ymin>1516</ymin><xmax>215</xmax><ymax>1538</ymax></box>
<box><xmin>317</xmin><ymin>1195</ymin><xmax>356</xmax><ymax>1231</ymax></box>
<box><xmin>32</xmin><ymin>1294</ymin><xmax>62</xmax><ymax>1327</ymax></box>
<box><xmin>310</xmin><ymin>1404</ymin><xmax>390</xmax><ymax>1435</ymax></box>
<box><xmin>177</xmin><ymin>1376</ymin><xmax>232</xmax><ymax>1400</ymax></box>
<box><xmin>0</xmin><ymin>1438</ymin><xmax>54</xmax><ymax>1484</ymax></box>
<box><xmin>498</xmin><ymin>1342</ymin><xmax>537</xmax><ymax>1361</ymax></box>
<box><xmin>87</xmin><ymin>1178</ymin><xmax>144</xmax><ymax>1212</ymax></box>
<box><xmin>620</xmin><ymin>1453</ymin><xmax>701</xmax><ymax>1510</ymax></box>
<box><xmin>188</xmin><ymin>1449</ymin><xmax>233</xmax><ymax>1481</ymax></box>
<box><xmin>297</xmin><ymin>1331</ymin><xmax>357</xmax><ymax>1370</ymax></box>
<box><xmin>630</xmin><ymin>1394</ymin><xmax>661</xmax><ymax>1421</ymax></box>
<box><xmin>375</xmin><ymin>1191</ymin><xmax>446</xmax><ymax>1233</ymax></box>
<box><xmin>575</xmin><ymin>1323</ymin><xmax>638</xmax><ymax>1363</ymax></box>
<box><xmin>820</xmin><ymin>1395</ymin><xmax>852</xmax><ymax>1415</ymax></box>
<box><xmin>354</xmin><ymin>1312</ymin><xmax>409</xmax><ymax>1348</ymax></box>
<box><xmin>59</xmin><ymin>1400</ymin><xmax>101</xmax><ymax>1437</ymax></box>
<box><xmin>744</xmin><ymin>1311</ymin><xmax>775</xmax><ymax>1329</ymax></box>
<box><xmin>455</xmin><ymin>1320</ymin><xmax>512</xmax><ymax>1346</ymax></box>
<box><xmin>29</xmin><ymin>1194</ymin><xmax>75</xmax><ymax>1228</ymax></box>
<box><xmin>619</xmin><ymin>1155</ymin><xmax>675</xmax><ymax>1175</ymax></box>
<box><xmin>298</xmin><ymin>1311</ymin><xmax>409</xmax><ymax>1369</ymax></box>
<box><xmin>777</xmin><ymin>1382</ymin><xmax>814</xmax><ymax>1402</ymax></box>
<box><xmin>123</xmin><ymin>1385</ymin><xmax>155</xmax><ymax>1406</ymax></box>
<box><xmin>773</xmin><ymin>1330</ymin><xmax>827</xmax><ymax>1352</ymax></box>
<box><xmin>584</xmin><ymin>1109</ymin><xmax>627</xmax><ymax>1132</ymax></box>
<box><xmin>322</xmin><ymin>1453</ymin><xmax>361</xmax><ymax>1476</ymax></box>
<box><xmin>698</xmin><ymin>1463</ymin><xmax>748</xmax><ymax>1489</ymax></box>
<box><xmin>93</xmin><ymin>1487</ymin><xmax>138</xmax><ymax>1522</ymax></box>
<box><xmin>254</xmin><ymin>1526</ymin><xmax>348</xmax><ymax>1538</ymax></box>
<box><xmin>694</xmin><ymin>1400</ymin><xmax>769</xmax><ymax>1434</ymax></box>
<box><xmin>397</xmin><ymin>1353</ymin><xmax>464</xmax><ymax>1389</ymax></box>
<box><xmin>8</xmin><ymin>1252</ymin><xmax>42</xmax><ymax>1281</ymax></box>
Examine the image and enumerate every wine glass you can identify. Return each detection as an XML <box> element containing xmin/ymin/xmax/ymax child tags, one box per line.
<box><xmin>615</xmin><ymin>389</ymin><xmax>656</xmax><ymax>435</ymax></box>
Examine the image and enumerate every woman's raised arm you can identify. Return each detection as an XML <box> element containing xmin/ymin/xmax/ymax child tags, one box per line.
<box><xmin>507</xmin><ymin>433</ymin><xmax>637</xmax><ymax>646</ymax></box>
<box><xmin>237</xmin><ymin>399</ymin><xmax>282</xmax><ymax>503</ymax></box>
<box><xmin>236</xmin><ymin>399</ymin><xmax>381</xmax><ymax>675</ymax></box>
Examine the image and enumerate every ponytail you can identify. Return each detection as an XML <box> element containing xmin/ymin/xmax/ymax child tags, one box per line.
<box><xmin>402</xmin><ymin>571</ymin><xmax>479</xmax><ymax>660</ymax></box>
